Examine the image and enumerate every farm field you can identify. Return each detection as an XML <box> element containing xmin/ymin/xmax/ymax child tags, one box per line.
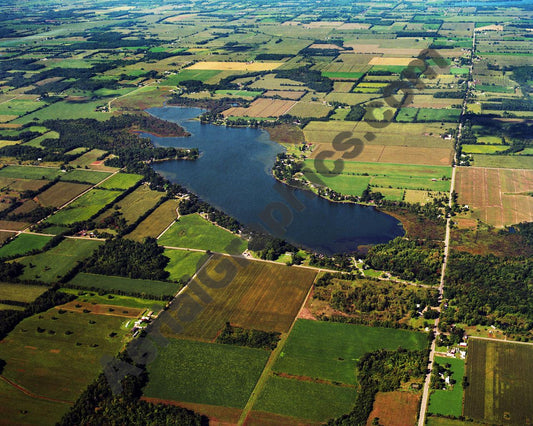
<box><xmin>164</xmin><ymin>249</ymin><xmax>209</xmax><ymax>283</ymax></box>
<box><xmin>471</xmin><ymin>154</ymin><xmax>533</xmax><ymax>169</ymax></box>
<box><xmin>17</xmin><ymin>239</ymin><xmax>103</xmax><ymax>283</ymax></box>
<box><xmin>461</xmin><ymin>144</ymin><xmax>506</xmax><ymax>154</ymax></box>
<box><xmin>0</xmin><ymin>165</ymin><xmax>61</xmax><ymax>180</ymax></box>
<box><xmin>97</xmin><ymin>173</ymin><xmax>143</xmax><ymax>190</ymax></box>
<box><xmin>126</xmin><ymin>199</ymin><xmax>179</xmax><ymax>241</ymax></box>
<box><xmin>366</xmin><ymin>391</ymin><xmax>421</xmax><ymax>426</ymax></box>
<box><xmin>304</xmin><ymin>160</ymin><xmax>452</xmax><ymax>197</ymax></box>
<box><xmin>0</xmin><ymin>282</ymin><xmax>48</xmax><ymax>303</ymax></box>
<box><xmin>67</xmin><ymin>272</ymin><xmax>180</xmax><ymax>298</ymax></box>
<box><xmin>253</xmin><ymin>375</ymin><xmax>356</xmax><ymax>422</ymax></box>
<box><xmin>158</xmin><ymin>213</ymin><xmax>247</xmax><ymax>254</ymax></box>
<box><xmin>0</xmin><ymin>233</ymin><xmax>52</xmax><ymax>258</ymax></box>
<box><xmin>272</xmin><ymin>320</ymin><xmax>427</xmax><ymax>385</ymax></box>
<box><xmin>161</xmin><ymin>255</ymin><xmax>316</xmax><ymax>340</ymax></box>
<box><xmin>455</xmin><ymin>167</ymin><xmax>533</xmax><ymax>227</ymax></box>
<box><xmin>97</xmin><ymin>185</ymin><xmax>163</xmax><ymax>226</ymax></box>
<box><xmin>60</xmin><ymin>169</ymin><xmax>112</xmax><ymax>184</ymax></box>
<box><xmin>59</xmin><ymin>288</ymin><xmax>166</xmax><ymax>311</ymax></box>
<box><xmin>144</xmin><ymin>338</ymin><xmax>269</xmax><ymax>408</ymax></box>
<box><xmin>36</xmin><ymin>181</ymin><xmax>92</xmax><ymax>207</ymax></box>
<box><xmin>0</xmin><ymin>308</ymin><xmax>128</xmax><ymax>407</ymax></box>
<box><xmin>464</xmin><ymin>339</ymin><xmax>533</xmax><ymax>424</ymax></box>
<box><xmin>68</xmin><ymin>149</ymin><xmax>108</xmax><ymax>168</ymax></box>
<box><xmin>186</xmin><ymin>61</ymin><xmax>281</xmax><ymax>71</ymax></box>
<box><xmin>44</xmin><ymin>188</ymin><xmax>122</xmax><ymax>225</ymax></box>
<box><xmin>428</xmin><ymin>357</ymin><xmax>465</xmax><ymax>417</ymax></box>
<box><xmin>223</xmin><ymin>98</ymin><xmax>296</xmax><ymax>118</ymax></box>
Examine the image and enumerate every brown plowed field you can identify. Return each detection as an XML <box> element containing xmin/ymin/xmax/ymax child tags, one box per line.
<box><xmin>366</xmin><ymin>391</ymin><xmax>421</xmax><ymax>426</ymax></box>
<box><xmin>223</xmin><ymin>99</ymin><xmax>297</xmax><ymax>118</ymax></box>
<box><xmin>455</xmin><ymin>167</ymin><xmax>533</xmax><ymax>227</ymax></box>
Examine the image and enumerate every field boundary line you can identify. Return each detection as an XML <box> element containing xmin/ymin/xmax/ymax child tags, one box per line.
<box><xmin>0</xmin><ymin>375</ymin><xmax>73</xmax><ymax>405</ymax></box>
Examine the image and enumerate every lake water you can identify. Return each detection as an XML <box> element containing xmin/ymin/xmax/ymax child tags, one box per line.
<box><xmin>147</xmin><ymin>106</ymin><xmax>404</xmax><ymax>254</ymax></box>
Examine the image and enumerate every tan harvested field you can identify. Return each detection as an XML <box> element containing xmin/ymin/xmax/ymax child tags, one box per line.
<box><xmin>475</xmin><ymin>24</ymin><xmax>503</xmax><ymax>32</ymax></box>
<box><xmin>263</xmin><ymin>90</ymin><xmax>305</xmax><ymax>100</ymax></box>
<box><xmin>455</xmin><ymin>167</ymin><xmax>533</xmax><ymax>227</ymax></box>
<box><xmin>165</xmin><ymin>13</ymin><xmax>197</xmax><ymax>22</ymax></box>
<box><xmin>303</xmin><ymin>21</ymin><xmax>343</xmax><ymax>28</ymax></box>
<box><xmin>325</xmin><ymin>92</ymin><xmax>381</xmax><ymax>106</ymax></box>
<box><xmin>304</xmin><ymin>121</ymin><xmax>452</xmax><ymax>148</ymax></box>
<box><xmin>309</xmin><ymin>43</ymin><xmax>343</xmax><ymax>50</ymax></box>
<box><xmin>309</xmin><ymin>144</ymin><xmax>453</xmax><ymax>166</ymax></box>
<box><xmin>346</xmin><ymin>44</ymin><xmax>424</xmax><ymax>56</ymax></box>
<box><xmin>404</xmin><ymin>190</ymin><xmax>444</xmax><ymax>204</ymax></box>
<box><xmin>338</xmin><ymin>22</ymin><xmax>371</xmax><ymax>30</ymax></box>
<box><xmin>223</xmin><ymin>98</ymin><xmax>297</xmax><ymax>118</ymax></box>
<box><xmin>405</xmin><ymin>95</ymin><xmax>460</xmax><ymax>109</ymax></box>
<box><xmin>36</xmin><ymin>182</ymin><xmax>91</xmax><ymax>208</ymax></box>
<box><xmin>369</xmin><ymin>57</ymin><xmax>425</xmax><ymax>67</ymax></box>
<box><xmin>249</xmin><ymin>74</ymin><xmax>306</xmax><ymax>91</ymax></box>
<box><xmin>162</xmin><ymin>255</ymin><xmax>317</xmax><ymax>341</ymax></box>
<box><xmin>126</xmin><ymin>198</ymin><xmax>179</xmax><ymax>241</ymax></box>
<box><xmin>287</xmin><ymin>102</ymin><xmax>332</xmax><ymax>118</ymax></box>
<box><xmin>0</xmin><ymin>220</ymin><xmax>29</xmax><ymax>231</ymax></box>
<box><xmin>333</xmin><ymin>82</ymin><xmax>354</xmax><ymax>93</ymax></box>
<box><xmin>366</xmin><ymin>391</ymin><xmax>421</xmax><ymax>426</ymax></box>
<box><xmin>187</xmin><ymin>61</ymin><xmax>282</xmax><ymax>71</ymax></box>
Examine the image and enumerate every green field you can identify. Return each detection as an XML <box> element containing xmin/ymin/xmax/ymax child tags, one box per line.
<box><xmin>163</xmin><ymin>70</ymin><xmax>222</xmax><ymax>85</ymax></box>
<box><xmin>0</xmin><ymin>282</ymin><xmax>48</xmax><ymax>303</ymax></box>
<box><xmin>254</xmin><ymin>375</ymin><xmax>356</xmax><ymax>422</ymax></box>
<box><xmin>416</xmin><ymin>108</ymin><xmax>462</xmax><ymax>122</ymax></box>
<box><xmin>59</xmin><ymin>288</ymin><xmax>166</xmax><ymax>311</ymax></box>
<box><xmin>61</xmin><ymin>169</ymin><xmax>112</xmax><ymax>184</ymax></box>
<box><xmin>144</xmin><ymin>338</ymin><xmax>269</xmax><ymax>408</ymax></box>
<box><xmin>273</xmin><ymin>320</ymin><xmax>428</xmax><ymax>385</ymax></box>
<box><xmin>164</xmin><ymin>249</ymin><xmax>209</xmax><ymax>283</ymax></box>
<box><xmin>450</xmin><ymin>67</ymin><xmax>469</xmax><ymax>75</ymax></box>
<box><xmin>476</xmin><ymin>85</ymin><xmax>514</xmax><ymax>94</ymax></box>
<box><xmin>0</xmin><ymin>165</ymin><xmax>60</xmax><ymax>180</ymax></box>
<box><xmin>0</xmin><ymin>307</ymin><xmax>128</xmax><ymax>408</ymax></box>
<box><xmin>464</xmin><ymin>339</ymin><xmax>533</xmax><ymax>424</ymax></box>
<box><xmin>461</xmin><ymin>144</ymin><xmax>507</xmax><ymax>154</ymax></box>
<box><xmin>472</xmin><ymin>154</ymin><xmax>533</xmax><ymax>169</ymax></box>
<box><xmin>215</xmin><ymin>89</ymin><xmax>263</xmax><ymax>98</ymax></box>
<box><xmin>428</xmin><ymin>356</ymin><xmax>465</xmax><ymax>417</ymax></box>
<box><xmin>45</xmin><ymin>189</ymin><xmax>122</xmax><ymax>225</ymax></box>
<box><xmin>17</xmin><ymin>239</ymin><xmax>103</xmax><ymax>283</ymax></box>
<box><xmin>0</xmin><ymin>233</ymin><xmax>52</xmax><ymax>258</ymax></box>
<box><xmin>13</xmin><ymin>99</ymin><xmax>109</xmax><ymax>124</ymax></box>
<box><xmin>98</xmin><ymin>173</ymin><xmax>143</xmax><ymax>190</ymax></box>
<box><xmin>322</xmin><ymin>72</ymin><xmax>364</xmax><ymax>80</ymax></box>
<box><xmin>67</xmin><ymin>272</ymin><xmax>180</xmax><ymax>298</ymax></box>
<box><xmin>396</xmin><ymin>107</ymin><xmax>419</xmax><ymax>122</ymax></box>
<box><xmin>158</xmin><ymin>213</ymin><xmax>247</xmax><ymax>254</ymax></box>
<box><xmin>304</xmin><ymin>160</ymin><xmax>452</xmax><ymax>197</ymax></box>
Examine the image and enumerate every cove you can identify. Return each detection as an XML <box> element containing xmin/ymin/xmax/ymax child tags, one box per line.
<box><xmin>147</xmin><ymin>106</ymin><xmax>404</xmax><ymax>255</ymax></box>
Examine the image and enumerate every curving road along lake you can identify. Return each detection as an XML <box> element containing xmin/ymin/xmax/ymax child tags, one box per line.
<box><xmin>147</xmin><ymin>106</ymin><xmax>404</xmax><ymax>255</ymax></box>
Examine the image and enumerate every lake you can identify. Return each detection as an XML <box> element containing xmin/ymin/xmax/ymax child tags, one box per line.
<box><xmin>147</xmin><ymin>106</ymin><xmax>404</xmax><ymax>255</ymax></box>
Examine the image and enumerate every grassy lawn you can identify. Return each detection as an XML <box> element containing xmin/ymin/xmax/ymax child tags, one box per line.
<box><xmin>158</xmin><ymin>213</ymin><xmax>247</xmax><ymax>254</ymax></box>
<box><xmin>144</xmin><ymin>338</ymin><xmax>269</xmax><ymax>408</ymax></box>
<box><xmin>273</xmin><ymin>320</ymin><xmax>428</xmax><ymax>385</ymax></box>
<box><xmin>254</xmin><ymin>375</ymin><xmax>356</xmax><ymax>422</ymax></box>
<box><xmin>98</xmin><ymin>173</ymin><xmax>143</xmax><ymax>190</ymax></box>
<box><xmin>0</xmin><ymin>233</ymin><xmax>52</xmax><ymax>258</ymax></box>
<box><xmin>428</xmin><ymin>356</ymin><xmax>465</xmax><ymax>417</ymax></box>
<box><xmin>67</xmin><ymin>272</ymin><xmax>180</xmax><ymax>298</ymax></box>
<box><xmin>17</xmin><ymin>239</ymin><xmax>103</xmax><ymax>283</ymax></box>
<box><xmin>164</xmin><ymin>249</ymin><xmax>210</xmax><ymax>283</ymax></box>
<box><xmin>44</xmin><ymin>189</ymin><xmax>122</xmax><ymax>225</ymax></box>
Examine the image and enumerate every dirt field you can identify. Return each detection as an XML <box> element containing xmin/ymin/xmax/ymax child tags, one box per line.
<box><xmin>310</xmin><ymin>144</ymin><xmax>453</xmax><ymax>166</ymax></box>
<box><xmin>187</xmin><ymin>62</ymin><xmax>282</xmax><ymax>71</ymax></box>
<box><xmin>223</xmin><ymin>99</ymin><xmax>297</xmax><ymax>118</ymax></box>
<box><xmin>57</xmin><ymin>301</ymin><xmax>144</xmax><ymax>318</ymax></box>
<box><xmin>162</xmin><ymin>255</ymin><xmax>316</xmax><ymax>341</ymax></box>
<box><xmin>366</xmin><ymin>391</ymin><xmax>421</xmax><ymax>426</ymax></box>
<box><xmin>36</xmin><ymin>182</ymin><xmax>91</xmax><ymax>207</ymax></box>
<box><xmin>455</xmin><ymin>167</ymin><xmax>533</xmax><ymax>227</ymax></box>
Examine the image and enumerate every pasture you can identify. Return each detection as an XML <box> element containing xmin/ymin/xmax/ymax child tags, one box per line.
<box><xmin>97</xmin><ymin>173</ymin><xmax>143</xmax><ymax>190</ymax></box>
<box><xmin>17</xmin><ymin>239</ymin><xmax>103</xmax><ymax>283</ymax></box>
<box><xmin>428</xmin><ymin>357</ymin><xmax>465</xmax><ymax>417</ymax></box>
<box><xmin>253</xmin><ymin>376</ymin><xmax>356</xmax><ymax>422</ymax></box>
<box><xmin>97</xmin><ymin>185</ymin><xmax>163</xmax><ymax>226</ymax></box>
<box><xmin>0</xmin><ymin>165</ymin><xmax>61</xmax><ymax>180</ymax></box>
<box><xmin>0</xmin><ymin>282</ymin><xmax>48</xmax><ymax>303</ymax></box>
<box><xmin>471</xmin><ymin>154</ymin><xmax>533</xmax><ymax>169</ymax></box>
<box><xmin>164</xmin><ymin>249</ymin><xmax>209</xmax><ymax>283</ymax></box>
<box><xmin>0</xmin><ymin>308</ymin><xmax>128</xmax><ymax>403</ymax></box>
<box><xmin>186</xmin><ymin>61</ymin><xmax>281</xmax><ymax>71</ymax></box>
<box><xmin>455</xmin><ymin>167</ymin><xmax>533</xmax><ymax>227</ymax></box>
<box><xmin>36</xmin><ymin>181</ymin><xmax>91</xmax><ymax>207</ymax></box>
<box><xmin>162</xmin><ymin>255</ymin><xmax>316</xmax><ymax>340</ymax></box>
<box><xmin>144</xmin><ymin>338</ymin><xmax>269</xmax><ymax>408</ymax></box>
<box><xmin>126</xmin><ymin>199</ymin><xmax>179</xmax><ymax>241</ymax></box>
<box><xmin>0</xmin><ymin>233</ymin><xmax>52</xmax><ymax>258</ymax></box>
<box><xmin>67</xmin><ymin>272</ymin><xmax>180</xmax><ymax>298</ymax></box>
<box><xmin>44</xmin><ymin>188</ymin><xmax>122</xmax><ymax>225</ymax></box>
<box><xmin>464</xmin><ymin>339</ymin><xmax>533</xmax><ymax>424</ymax></box>
<box><xmin>158</xmin><ymin>213</ymin><xmax>247</xmax><ymax>254</ymax></box>
<box><xmin>273</xmin><ymin>320</ymin><xmax>427</xmax><ymax>385</ymax></box>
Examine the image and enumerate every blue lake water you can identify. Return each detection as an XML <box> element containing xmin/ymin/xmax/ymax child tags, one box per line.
<box><xmin>147</xmin><ymin>106</ymin><xmax>404</xmax><ymax>254</ymax></box>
